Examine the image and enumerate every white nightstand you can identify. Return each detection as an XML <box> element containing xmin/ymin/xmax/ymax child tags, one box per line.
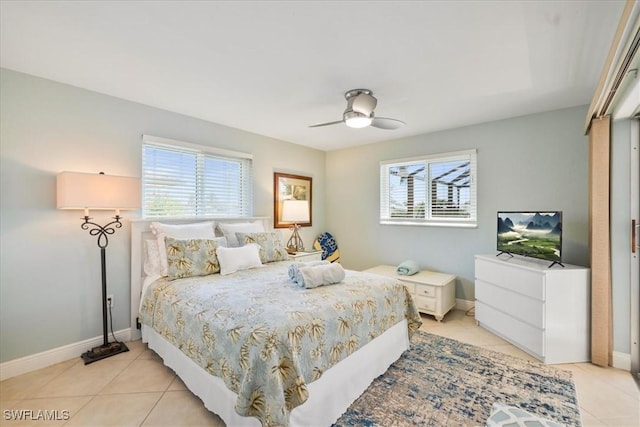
<box><xmin>287</xmin><ymin>251</ymin><xmax>323</xmax><ymax>262</ymax></box>
<box><xmin>365</xmin><ymin>265</ymin><xmax>456</xmax><ymax>322</ymax></box>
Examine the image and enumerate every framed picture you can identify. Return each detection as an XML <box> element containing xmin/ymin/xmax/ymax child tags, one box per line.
<box><xmin>274</xmin><ymin>172</ymin><xmax>312</xmax><ymax>228</ymax></box>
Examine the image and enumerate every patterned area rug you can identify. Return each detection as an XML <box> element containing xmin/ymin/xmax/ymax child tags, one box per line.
<box><xmin>334</xmin><ymin>331</ymin><xmax>581</xmax><ymax>426</ymax></box>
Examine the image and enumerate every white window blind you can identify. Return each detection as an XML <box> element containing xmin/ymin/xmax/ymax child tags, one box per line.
<box><xmin>142</xmin><ymin>135</ymin><xmax>253</xmax><ymax>218</ymax></box>
<box><xmin>380</xmin><ymin>149</ymin><xmax>477</xmax><ymax>227</ymax></box>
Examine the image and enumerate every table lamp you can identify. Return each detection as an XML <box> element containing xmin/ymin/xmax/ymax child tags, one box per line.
<box><xmin>281</xmin><ymin>199</ymin><xmax>309</xmax><ymax>253</ymax></box>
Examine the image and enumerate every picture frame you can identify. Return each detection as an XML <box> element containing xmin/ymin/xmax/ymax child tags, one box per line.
<box><xmin>274</xmin><ymin>172</ymin><xmax>312</xmax><ymax>228</ymax></box>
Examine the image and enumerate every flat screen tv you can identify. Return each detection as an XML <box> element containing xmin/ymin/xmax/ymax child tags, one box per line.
<box><xmin>497</xmin><ymin>211</ymin><xmax>564</xmax><ymax>267</ymax></box>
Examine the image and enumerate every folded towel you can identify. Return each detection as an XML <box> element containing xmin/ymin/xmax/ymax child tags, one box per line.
<box><xmin>397</xmin><ymin>260</ymin><xmax>420</xmax><ymax>276</ymax></box>
<box><xmin>288</xmin><ymin>261</ymin><xmax>328</xmax><ymax>283</ymax></box>
<box><xmin>298</xmin><ymin>263</ymin><xmax>346</xmax><ymax>288</ymax></box>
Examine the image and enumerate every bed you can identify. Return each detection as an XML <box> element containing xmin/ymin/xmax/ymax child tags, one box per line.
<box><xmin>130</xmin><ymin>217</ymin><xmax>421</xmax><ymax>426</ymax></box>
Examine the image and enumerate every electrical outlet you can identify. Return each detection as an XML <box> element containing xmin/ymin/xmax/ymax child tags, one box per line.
<box><xmin>107</xmin><ymin>294</ymin><xmax>114</xmax><ymax>308</ymax></box>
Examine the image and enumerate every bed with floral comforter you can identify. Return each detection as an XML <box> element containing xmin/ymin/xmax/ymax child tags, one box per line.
<box><xmin>139</xmin><ymin>260</ymin><xmax>421</xmax><ymax>426</ymax></box>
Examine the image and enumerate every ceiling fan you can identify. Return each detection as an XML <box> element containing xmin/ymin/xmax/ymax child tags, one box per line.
<box><xmin>310</xmin><ymin>89</ymin><xmax>405</xmax><ymax>130</ymax></box>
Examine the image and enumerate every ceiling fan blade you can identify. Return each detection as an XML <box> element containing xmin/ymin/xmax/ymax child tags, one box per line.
<box><xmin>309</xmin><ymin>120</ymin><xmax>344</xmax><ymax>128</ymax></box>
<box><xmin>351</xmin><ymin>92</ymin><xmax>377</xmax><ymax>115</ymax></box>
<box><xmin>371</xmin><ymin>117</ymin><xmax>406</xmax><ymax>130</ymax></box>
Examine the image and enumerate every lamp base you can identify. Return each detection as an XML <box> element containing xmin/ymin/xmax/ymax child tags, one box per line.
<box><xmin>81</xmin><ymin>341</ymin><xmax>129</xmax><ymax>365</ymax></box>
<box><xmin>286</xmin><ymin>225</ymin><xmax>304</xmax><ymax>253</ymax></box>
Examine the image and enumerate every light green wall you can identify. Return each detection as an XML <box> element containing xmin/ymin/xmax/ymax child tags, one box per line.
<box><xmin>2</xmin><ymin>67</ymin><xmax>631</xmax><ymax>364</ymax></box>
<box><xmin>325</xmin><ymin>106</ymin><xmax>590</xmax><ymax>302</ymax></box>
<box><xmin>0</xmin><ymin>69</ymin><xmax>326</xmax><ymax>363</ymax></box>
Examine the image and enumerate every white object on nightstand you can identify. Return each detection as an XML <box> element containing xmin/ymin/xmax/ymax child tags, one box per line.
<box><xmin>288</xmin><ymin>251</ymin><xmax>323</xmax><ymax>262</ymax></box>
<box><xmin>474</xmin><ymin>254</ymin><xmax>590</xmax><ymax>364</ymax></box>
<box><xmin>364</xmin><ymin>265</ymin><xmax>456</xmax><ymax>322</ymax></box>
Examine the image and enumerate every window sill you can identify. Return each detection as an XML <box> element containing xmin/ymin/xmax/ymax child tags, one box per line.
<box><xmin>380</xmin><ymin>220</ymin><xmax>477</xmax><ymax>228</ymax></box>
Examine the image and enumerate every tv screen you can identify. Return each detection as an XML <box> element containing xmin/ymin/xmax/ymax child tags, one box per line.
<box><xmin>497</xmin><ymin>211</ymin><xmax>562</xmax><ymax>264</ymax></box>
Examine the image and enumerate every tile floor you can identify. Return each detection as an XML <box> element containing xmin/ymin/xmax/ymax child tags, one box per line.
<box><xmin>1</xmin><ymin>310</ymin><xmax>638</xmax><ymax>426</ymax></box>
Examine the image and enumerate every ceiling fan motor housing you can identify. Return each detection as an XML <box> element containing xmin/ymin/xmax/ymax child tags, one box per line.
<box><xmin>344</xmin><ymin>89</ymin><xmax>377</xmax><ymax>116</ymax></box>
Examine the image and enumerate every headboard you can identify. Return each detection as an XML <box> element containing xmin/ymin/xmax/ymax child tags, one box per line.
<box><xmin>129</xmin><ymin>216</ymin><xmax>271</xmax><ymax>340</ymax></box>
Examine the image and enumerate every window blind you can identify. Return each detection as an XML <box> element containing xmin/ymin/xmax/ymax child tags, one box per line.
<box><xmin>142</xmin><ymin>135</ymin><xmax>252</xmax><ymax>218</ymax></box>
<box><xmin>380</xmin><ymin>149</ymin><xmax>477</xmax><ymax>227</ymax></box>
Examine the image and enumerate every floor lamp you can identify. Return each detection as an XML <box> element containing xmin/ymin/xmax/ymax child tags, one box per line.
<box><xmin>57</xmin><ymin>171</ymin><xmax>141</xmax><ymax>364</ymax></box>
<box><xmin>281</xmin><ymin>199</ymin><xmax>310</xmax><ymax>253</ymax></box>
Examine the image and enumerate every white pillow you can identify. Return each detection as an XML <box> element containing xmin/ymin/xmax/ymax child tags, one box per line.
<box><xmin>216</xmin><ymin>244</ymin><xmax>262</xmax><ymax>275</ymax></box>
<box><xmin>143</xmin><ymin>239</ymin><xmax>163</xmax><ymax>277</ymax></box>
<box><xmin>150</xmin><ymin>221</ymin><xmax>217</xmax><ymax>276</ymax></box>
<box><xmin>140</xmin><ymin>239</ymin><xmax>164</xmax><ymax>302</ymax></box>
<box><xmin>217</xmin><ymin>221</ymin><xmax>265</xmax><ymax>247</ymax></box>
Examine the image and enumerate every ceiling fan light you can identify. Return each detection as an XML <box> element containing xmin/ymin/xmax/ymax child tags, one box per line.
<box><xmin>344</xmin><ymin>111</ymin><xmax>372</xmax><ymax>128</ymax></box>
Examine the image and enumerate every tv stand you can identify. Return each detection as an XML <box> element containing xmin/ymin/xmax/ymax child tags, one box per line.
<box><xmin>496</xmin><ymin>251</ymin><xmax>514</xmax><ymax>258</ymax></box>
<box><xmin>496</xmin><ymin>251</ymin><xmax>565</xmax><ymax>269</ymax></box>
<box><xmin>548</xmin><ymin>260</ymin><xmax>565</xmax><ymax>268</ymax></box>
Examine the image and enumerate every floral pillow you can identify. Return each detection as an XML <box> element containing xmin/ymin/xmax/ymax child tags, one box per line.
<box><xmin>150</xmin><ymin>221</ymin><xmax>217</xmax><ymax>276</ymax></box>
<box><xmin>236</xmin><ymin>231</ymin><xmax>288</xmax><ymax>263</ymax></box>
<box><xmin>165</xmin><ymin>237</ymin><xmax>226</xmax><ymax>280</ymax></box>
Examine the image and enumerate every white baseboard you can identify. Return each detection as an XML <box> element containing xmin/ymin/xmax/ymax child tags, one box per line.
<box><xmin>0</xmin><ymin>328</ymin><xmax>131</xmax><ymax>381</ymax></box>
<box><xmin>612</xmin><ymin>350</ymin><xmax>631</xmax><ymax>371</ymax></box>
<box><xmin>455</xmin><ymin>298</ymin><xmax>475</xmax><ymax>313</ymax></box>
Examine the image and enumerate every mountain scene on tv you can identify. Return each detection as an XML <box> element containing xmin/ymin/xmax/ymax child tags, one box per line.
<box><xmin>497</xmin><ymin>212</ymin><xmax>562</xmax><ymax>262</ymax></box>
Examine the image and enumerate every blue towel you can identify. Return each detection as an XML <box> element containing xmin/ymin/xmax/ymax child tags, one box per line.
<box><xmin>397</xmin><ymin>260</ymin><xmax>420</xmax><ymax>276</ymax></box>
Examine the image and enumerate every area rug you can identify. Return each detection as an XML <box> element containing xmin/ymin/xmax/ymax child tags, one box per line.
<box><xmin>334</xmin><ymin>331</ymin><xmax>581</xmax><ymax>426</ymax></box>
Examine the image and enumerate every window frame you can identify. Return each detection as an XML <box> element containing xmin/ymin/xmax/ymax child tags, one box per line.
<box><xmin>380</xmin><ymin>149</ymin><xmax>477</xmax><ymax>228</ymax></box>
<box><xmin>141</xmin><ymin>134</ymin><xmax>253</xmax><ymax>219</ymax></box>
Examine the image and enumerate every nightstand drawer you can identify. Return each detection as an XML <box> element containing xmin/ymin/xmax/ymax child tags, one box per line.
<box><xmin>415</xmin><ymin>295</ymin><xmax>436</xmax><ymax>313</ymax></box>
<box><xmin>415</xmin><ymin>284</ymin><xmax>436</xmax><ymax>298</ymax></box>
<box><xmin>288</xmin><ymin>252</ymin><xmax>322</xmax><ymax>262</ymax></box>
<box><xmin>397</xmin><ymin>280</ymin><xmax>415</xmax><ymax>294</ymax></box>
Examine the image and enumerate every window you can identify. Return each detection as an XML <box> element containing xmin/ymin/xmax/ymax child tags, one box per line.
<box><xmin>380</xmin><ymin>149</ymin><xmax>477</xmax><ymax>227</ymax></box>
<box><xmin>142</xmin><ymin>135</ymin><xmax>253</xmax><ymax>218</ymax></box>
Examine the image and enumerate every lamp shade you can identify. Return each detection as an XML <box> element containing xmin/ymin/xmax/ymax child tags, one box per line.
<box><xmin>281</xmin><ymin>200</ymin><xmax>310</xmax><ymax>223</ymax></box>
<box><xmin>57</xmin><ymin>171</ymin><xmax>141</xmax><ymax>210</ymax></box>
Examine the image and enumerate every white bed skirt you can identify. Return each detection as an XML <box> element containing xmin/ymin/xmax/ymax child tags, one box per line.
<box><xmin>142</xmin><ymin>319</ymin><xmax>409</xmax><ymax>427</ymax></box>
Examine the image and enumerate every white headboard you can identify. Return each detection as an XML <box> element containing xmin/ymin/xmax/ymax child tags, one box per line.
<box><xmin>129</xmin><ymin>216</ymin><xmax>271</xmax><ymax>340</ymax></box>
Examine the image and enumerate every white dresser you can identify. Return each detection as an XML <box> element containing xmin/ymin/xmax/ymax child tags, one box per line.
<box><xmin>474</xmin><ymin>254</ymin><xmax>590</xmax><ymax>364</ymax></box>
<box><xmin>365</xmin><ymin>265</ymin><xmax>456</xmax><ymax>322</ymax></box>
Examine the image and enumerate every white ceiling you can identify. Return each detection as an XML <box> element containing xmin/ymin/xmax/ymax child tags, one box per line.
<box><xmin>0</xmin><ymin>1</ymin><xmax>626</xmax><ymax>151</ymax></box>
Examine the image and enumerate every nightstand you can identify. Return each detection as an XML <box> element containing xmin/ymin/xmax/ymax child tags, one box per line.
<box><xmin>365</xmin><ymin>265</ymin><xmax>456</xmax><ymax>322</ymax></box>
<box><xmin>287</xmin><ymin>251</ymin><xmax>323</xmax><ymax>262</ymax></box>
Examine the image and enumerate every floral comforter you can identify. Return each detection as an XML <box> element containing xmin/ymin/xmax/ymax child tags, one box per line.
<box><xmin>139</xmin><ymin>261</ymin><xmax>421</xmax><ymax>426</ymax></box>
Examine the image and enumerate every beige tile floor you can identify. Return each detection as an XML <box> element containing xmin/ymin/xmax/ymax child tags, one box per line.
<box><xmin>1</xmin><ymin>310</ymin><xmax>638</xmax><ymax>426</ymax></box>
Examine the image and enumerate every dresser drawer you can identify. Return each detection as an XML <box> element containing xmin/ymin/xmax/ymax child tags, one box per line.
<box><xmin>475</xmin><ymin>258</ymin><xmax>544</xmax><ymax>300</ymax></box>
<box><xmin>475</xmin><ymin>280</ymin><xmax>544</xmax><ymax>328</ymax></box>
<box><xmin>415</xmin><ymin>283</ymin><xmax>436</xmax><ymax>298</ymax></box>
<box><xmin>414</xmin><ymin>295</ymin><xmax>436</xmax><ymax>313</ymax></box>
<box><xmin>476</xmin><ymin>301</ymin><xmax>544</xmax><ymax>358</ymax></box>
